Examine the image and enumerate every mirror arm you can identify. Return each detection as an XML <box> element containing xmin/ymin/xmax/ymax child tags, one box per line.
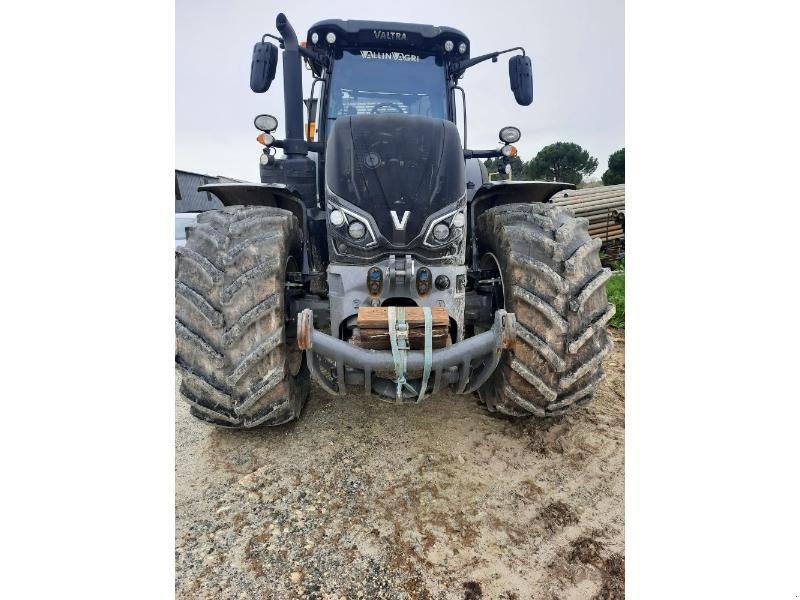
<box><xmin>299</xmin><ymin>46</ymin><xmax>329</xmax><ymax>70</ymax></box>
<box><xmin>449</xmin><ymin>46</ymin><xmax>526</xmax><ymax>78</ymax></box>
<box><xmin>262</xmin><ymin>33</ymin><xmax>284</xmax><ymax>48</ymax></box>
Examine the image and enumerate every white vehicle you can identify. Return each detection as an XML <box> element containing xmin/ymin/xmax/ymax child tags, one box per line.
<box><xmin>175</xmin><ymin>213</ymin><xmax>199</xmax><ymax>247</ymax></box>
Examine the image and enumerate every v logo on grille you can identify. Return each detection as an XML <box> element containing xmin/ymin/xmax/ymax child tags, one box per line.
<box><xmin>390</xmin><ymin>210</ymin><xmax>410</xmax><ymax>231</ymax></box>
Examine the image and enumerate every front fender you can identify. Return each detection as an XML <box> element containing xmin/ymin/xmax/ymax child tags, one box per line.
<box><xmin>198</xmin><ymin>182</ymin><xmax>307</xmax><ymax>233</ymax></box>
<box><xmin>198</xmin><ymin>182</ymin><xmax>326</xmax><ymax>272</ymax></box>
<box><xmin>468</xmin><ymin>180</ymin><xmax>575</xmax><ymax>269</ymax></box>
<box><xmin>470</xmin><ymin>180</ymin><xmax>575</xmax><ymax>220</ymax></box>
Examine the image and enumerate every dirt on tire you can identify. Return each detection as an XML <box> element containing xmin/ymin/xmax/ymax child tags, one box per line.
<box><xmin>176</xmin><ymin>329</ymin><xmax>625</xmax><ymax>599</ymax></box>
<box><xmin>477</xmin><ymin>203</ymin><xmax>614</xmax><ymax>419</ymax></box>
<box><xmin>175</xmin><ymin>205</ymin><xmax>310</xmax><ymax>428</ymax></box>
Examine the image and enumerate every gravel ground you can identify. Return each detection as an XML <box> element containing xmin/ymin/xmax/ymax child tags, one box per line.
<box><xmin>176</xmin><ymin>330</ymin><xmax>624</xmax><ymax>600</ymax></box>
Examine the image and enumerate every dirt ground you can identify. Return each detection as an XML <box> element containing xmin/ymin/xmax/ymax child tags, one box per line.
<box><xmin>176</xmin><ymin>330</ymin><xmax>624</xmax><ymax>600</ymax></box>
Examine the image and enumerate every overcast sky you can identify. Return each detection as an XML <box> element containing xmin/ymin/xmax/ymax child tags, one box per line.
<box><xmin>176</xmin><ymin>0</ymin><xmax>623</xmax><ymax>182</ymax></box>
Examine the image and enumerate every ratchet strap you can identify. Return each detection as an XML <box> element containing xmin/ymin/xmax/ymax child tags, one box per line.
<box><xmin>418</xmin><ymin>307</ymin><xmax>432</xmax><ymax>403</ymax></box>
<box><xmin>387</xmin><ymin>306</ymin><xmax>433</xmax><ymax>403</ymax></box>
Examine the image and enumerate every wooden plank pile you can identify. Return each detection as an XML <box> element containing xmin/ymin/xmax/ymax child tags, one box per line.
<box><xmin>352</xmin><ymin>307</ymin><xmax>449</xmax><ymax>350</ymax></box>
<box><xmin>551</xmin><ymin>184</ymin><xmax>625</xmax><ymax>243</ymax></box>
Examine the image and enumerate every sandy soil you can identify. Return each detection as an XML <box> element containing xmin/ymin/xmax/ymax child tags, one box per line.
<box><xmin>176</xmin><ymin>330</ymin><xmax>624</xmax><ymax>600</ymax></box>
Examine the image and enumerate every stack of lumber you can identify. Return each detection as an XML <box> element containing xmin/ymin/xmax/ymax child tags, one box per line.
<box><xmin>353</xmin><ymin>307</ymin><xmax>449</xmax><ymax>350</ymax></box>
<box><xmin>551</xmin><ymin>184</ymin><xmax>625</xmax><ymax>243</ymax></box>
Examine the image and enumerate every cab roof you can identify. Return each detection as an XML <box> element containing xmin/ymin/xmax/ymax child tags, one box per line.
<box><xmin>306</xmin><ymin>19</ymin><xmax>470</xmax><ymax>60</ymax></box>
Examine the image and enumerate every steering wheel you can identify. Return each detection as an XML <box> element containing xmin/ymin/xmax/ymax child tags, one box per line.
<box><xmin>371</xmin><ymin>102</ymin><xmax>404</xmax><ymax>114</ymax></box>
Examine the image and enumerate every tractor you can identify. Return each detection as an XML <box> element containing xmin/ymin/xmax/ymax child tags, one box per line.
<box><xmin>175</xmin><ymin>13</ymin><xmax>614</xmax><ymax>428</ymax></box>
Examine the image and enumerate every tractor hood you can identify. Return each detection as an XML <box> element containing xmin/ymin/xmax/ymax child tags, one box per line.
<box><xmin>325</xmin><ymin>114</ymin><xmax>465</xmax><ymax>245</ymax></box>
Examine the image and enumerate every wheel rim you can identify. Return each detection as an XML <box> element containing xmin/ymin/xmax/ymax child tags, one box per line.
<box><xmin>479</xmin><ymin>252</ymin><xmax>505</xmax><ymax>311</ymax></box>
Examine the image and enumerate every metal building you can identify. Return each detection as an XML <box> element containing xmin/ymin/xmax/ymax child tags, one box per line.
<box><xmin>175</xmin><ymin>169</ymin><xmax>243</xmax><ymax>212</ymax></box>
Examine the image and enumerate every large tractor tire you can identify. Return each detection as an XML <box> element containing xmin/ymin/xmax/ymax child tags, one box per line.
<box><xmin>175</xmin><ymin>206</ymin><xmax>310</xmax><ymax>428</ymax></box>
<box><xmin>476</xmin><ymin>203</ymin><xmax>615</xmax><ymax>418</ymax></box>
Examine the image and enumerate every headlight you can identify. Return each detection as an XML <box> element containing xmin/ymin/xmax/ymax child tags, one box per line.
<box><xmin>326</xmin><ymin>32</ymin><xmax>336</xmax><ymax>44</ymax></box>
<box><xmin>348</xmin><ymin>221</ymin><xmax>366</xmax><ymax>240</ymax></box>
<box><xmin>422</xmin><ymin>201</ymin><xmax>466</xmax><ymax>249</ymax></box>
<box><xmin>444</xmin><ymin>40</ymin><xmax>454</xmax><ymax>52</ymax></box>
<box><xmin>499</xmin><ymin>126</ymin><xmax>521</xmax><ymax>143</ymax></box>
<box><xmin>326</xmin><ymin>191</ymin><xmax>379</xmax><ymax>248</ymax></box>
<box><xmin>311</xmin><ymin>32</ymin><xmax>319</xmax><ymax>44</ymax></box>
<box><xmin>458</xmin><ymin>42</ymin><xmax>467</xmax><ymax>54</ymax></box>
<box><xmin>329</xmin><ymin>209</ymin><xmax>345</xmax><ymax>227</ymax></box>
<box><xmin>433</xmin><ymin>223</ymin><xmax>450</xmax><ymax>241</ymax></box>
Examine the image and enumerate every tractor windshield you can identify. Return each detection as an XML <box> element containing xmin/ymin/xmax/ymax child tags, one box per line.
<box><xmin>325</xmin><ymin>50</ymin><xmax>447</xmax><ymax>136</ymax></box>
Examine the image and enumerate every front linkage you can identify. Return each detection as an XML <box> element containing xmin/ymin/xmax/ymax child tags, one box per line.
<box><xmin>297</xmin><ymin>308</ymin><xmax>516</xmax><ymax>403</ymax></box>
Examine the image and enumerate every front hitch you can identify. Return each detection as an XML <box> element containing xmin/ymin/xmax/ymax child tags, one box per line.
<box><xmin>297</xmin><ymin>309</ymin><xmax>516</xmax><ymax>402</ymax></box>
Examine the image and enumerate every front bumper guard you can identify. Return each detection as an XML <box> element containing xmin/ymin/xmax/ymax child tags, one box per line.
<box><xmin>296</xmin><ymin>309</ymin><xmax>516</xmax><ymax>402</ymax></box>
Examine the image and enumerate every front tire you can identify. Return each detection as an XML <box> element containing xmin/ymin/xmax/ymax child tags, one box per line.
<box><xmin>476</xmin><ymin>203</ymin><xmax>614</xmax><ymax>418</ymax></box>
<box><xmin>175</xmin><ymin>206</ymin><xmax>310</xmax><ymax>428</ymax></box>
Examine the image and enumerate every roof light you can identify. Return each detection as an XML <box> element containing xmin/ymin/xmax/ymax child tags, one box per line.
<box><xmin>326</xmin><ymin>31</ymin><xmax>336</xmax><ymax>44</ymax></box>
<box><xmin>444</xmin><ymin>40</ymin><xmax>454</xmax><ymax>52</ymax></box>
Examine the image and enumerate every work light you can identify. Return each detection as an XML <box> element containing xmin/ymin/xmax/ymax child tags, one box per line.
<box><xmin>254</xmin><ymin>114</ymin><xmax>278</xmax><ymax>132</ymax></box>
<box><xmin>499</xmin><ymin>126</ymin><xmax>521</xmax><ymax>143</ymax></box>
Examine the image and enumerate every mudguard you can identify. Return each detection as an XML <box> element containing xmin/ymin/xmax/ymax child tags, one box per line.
<box><xmin>198</xmin><ymin>182</ymin><xmax>326</xmax><ymax>273</ymax></box>
<box><xmin>470</xmin><ymin>180</ymin><xmax>576</xmax><ymax>222</ymax></box>
<box><xmin>198</xmin><ymin>182</ymin><xmax>307</xmax><ymax>233</ymax></box>
<box><xmin>467</xmin><ymin>180</ymin><xmax>575</xmax><ymax>269</ymax></box>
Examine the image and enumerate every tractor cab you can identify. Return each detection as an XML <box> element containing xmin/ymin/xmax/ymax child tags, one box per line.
<box><xmin>305</xmin><ymin>20</ymin><xmax>470</xmax><ymax>139</ymax></box>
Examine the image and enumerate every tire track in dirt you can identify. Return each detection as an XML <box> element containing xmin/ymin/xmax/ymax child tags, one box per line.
<box><xmin>175</xmin><ymin>330</ymin><xmax>625</xmax><ymax>599</ymax></box>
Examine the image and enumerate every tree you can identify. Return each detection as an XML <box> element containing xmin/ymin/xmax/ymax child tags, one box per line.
<box><xmin>524</xmin><ymin>142</ymin><xmax>598</xmax><ymax>185</ymax></box>
<box><xmin>483</xmin><ymin>155</ymin><xmax>528</xmax><ymax>180</ymax></box>
<box><xmin>601</xmin><ymin>148</ymin><xmax>625</xmax><ymax>185</ymax></box>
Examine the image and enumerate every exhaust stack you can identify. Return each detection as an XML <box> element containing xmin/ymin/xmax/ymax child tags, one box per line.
<box><xmin>275</xmin><ymin>13</ymin><xmax>306</xmax><ymax>156</ymax></box>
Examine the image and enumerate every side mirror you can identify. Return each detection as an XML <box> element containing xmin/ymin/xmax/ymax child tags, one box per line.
<box><xmin>509</xmin><ymin>55</ymin><xmax>533</xmax><ymax>106</ymax></box>
<box><xmin>250</xmin><ymin>41</ymin><xmax>278</xmax><ymax>93</ymax></box>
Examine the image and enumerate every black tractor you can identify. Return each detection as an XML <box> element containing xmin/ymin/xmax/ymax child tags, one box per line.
<box><xmin>175</xmin><ymin>14</ymin><xmax>614</xmax><ymax>428</ymax></box>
